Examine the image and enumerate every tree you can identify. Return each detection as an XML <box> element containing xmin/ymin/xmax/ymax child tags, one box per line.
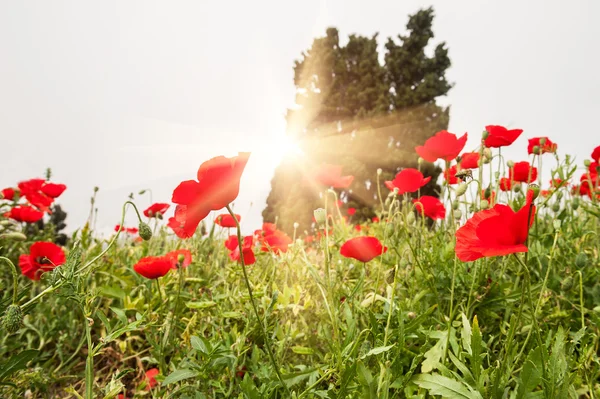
<box><xmin>263</xmin><ymin>7</ymin><xmax>452</xmax><ymax>234</ymax></box>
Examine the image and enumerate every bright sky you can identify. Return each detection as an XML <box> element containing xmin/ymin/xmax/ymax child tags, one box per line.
<box><xmin>1</xmin><ymin>1</ymin><xmax>599</xmax><ymax>234</ymax></box>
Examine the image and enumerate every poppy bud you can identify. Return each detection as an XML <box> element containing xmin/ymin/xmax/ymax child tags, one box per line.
<box><xmin>0</xmin><ymin>232</ymin><xmax>27</xmax><ymax>241</ymax></box>
<box><xmin>417</xmin><ymin>157</ymin><xmax>424</xmax><ymax>165</ymax></box>
<box><xmin>138</xmin><ymin>222</ymin><xmax>152</xmax><ymax>241</ymax></box>
<box><xmin>313</xmin><ymin>208</ymin><xmax>326</xmax><ymax>225</ymax></box>
<box><xmin>527</xmin><ymin>184</ymin><xmax>540</xmax><ymax>201</ymax></box>
<box><xmin>553</xmin><ymin>220</ymin><xmax>561</xmax><ymax>230</ymax></box>
<box><xmin>393</xmin><ymin>187</ymin><xmax>399</xmax><ymax>196</ymax></box>
<box><xmin>552</xmin><ymin>203</ymin><xmax>560</xmax><ymax>212</ymax></box>
<box><xmin>453</xmin><ymin>209</ymin><xmax>462</xmax><ymax>219</ymax></box>
<box><xmin>539</xmin><ymin>137</ymin><xmax>547</xmax><ymax>146</ymax></box>
<box><xmin>406</xmin><ymin>212</ymin><xmax>415</xmax><ymax>224</ymax></box>
<box><xmin>455</xmin><ymin>183</ymin><xmax>468</xmax><ymax>197</ymax></box>
<box><xmin>507</xmin><ymin>160</ymin><xmax>515</xmax><ymax>168</ymax></box>
<box><xmin>561</xmin><ymin>276</ymin><xmax>573</xmax><ymax>291</ymax></box>
<box><xmin>94</xmin><ymin>186</ymin><xmax>99</xmax><ymax>193</ymax></box>
<box><xmin>480</xmin><ymin>199</ymin><xmax>489</xmax><ymax>210</ymax></box>
<box><xmin>407</xmin><ymin>311</ymin><xmax>416</xmax><ymax>319</ymax></box>
<box><xmin>584</xmin><ymin>159</ymin><xmax>591</xmax><ymax>167</ymax></box>
<box><xmin>482</xmin><ymin>130</ymin><xmax>489</xmax><ymax>140</ymax></box>
<box><xmin>533</xmin><ymin>145</ymin><xmax>541</xmax><ymax>155</ymax></box>
<box><xmin>572</xmin><ymin>197</ymin><xmax>580</xmax><ymax>209</ymax></box>
<box><xmin>556</xmin><ymin>190</ymin><xmax>563</xmax><ymax>200</ymax></box>
<box><xmin>513</xmin><ymin>184</ymin><xmax>521</xmax><ymax>193</ymax></box>
<box><xmin>575</xmin><ymin>253</ymin><xmax>588</xmax><ymax>268</ymax></box>
<box><xmin>2</xmin><ymin>304</ymin><xmax>23</xmax><ymax>333</ymax></box>
<box><xmin>293</xmin><ymin>222</ymin><xmax>299</xmax><ymax>229</ymax></box>
<box><xmin>483</xmin><ymin>186</ymin><xmax>492</xmax><ymax>200</ymax></box>
<box><xmin>483</xmin><ymin>148</ymin><xmax>492</xmax><ymax>160</ymax></box>
<box><xmin>377</xmin><ymin>168</ymin><xmax>383</xmax><ymax>176</ymax></box>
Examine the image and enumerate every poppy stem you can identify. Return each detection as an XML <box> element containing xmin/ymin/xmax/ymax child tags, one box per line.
<box><xmin>226</xmin><ymin>205</ymin><xmax>291</xmax><ymax>396</ymax></box>
<box><xmin>0</xmin><ymin>256</ymin><xmax>19</xmax><ymax>305</ymax></box>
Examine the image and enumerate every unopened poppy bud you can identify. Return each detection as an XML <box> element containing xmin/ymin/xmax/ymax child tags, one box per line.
<box><xmin>562</xmin><ymin>276</ymin><xmax>574</xmax><ymax>291</ymax></box>
<box><xmin>572</xmin><ymin>197</ymin><xmax>580</xmax><ymax>209</ymax></box>
<box><xmin>479</xmin><ymin>199</ymin><xmax>489</xmax><ymax>210</ymax></box>
<box><xmin>93</xmin><ymin>186</ymin><xmax>99</xmax><ymax>193</ymax></box>
<box><xmin>527</xmin><ymin>184</ymin><xmax>540</xmax><ymax>201</ymax></box>
<box><xmin>507</xmin><ymin>160</ymin><xmax>515</xmax><ymax>168</ymax></box>
<box><xmin>483</xmin><ymin>186</ymin><xmax>492</xmax><ymax>200</ymax></box>
<box><xmin>2</xmin><ymin>304</ymin><xmax>23</xmax><ymax>333</ymax></box>
<box><xmin>314</xmin><ymin>208</ymin><xmax>327</xmax><ymax>225</ymax></box>
<box><xmin>452</xmin><ymin>201</ymin><xmax>460</xmax><ymax>210</ymax></box>
<box><xmin>177</xmin><ymin>253</ymin><xmax>186</xmax><ymax>264</ymax></box>
<box><xmin>483</xmin><ymin>148</ymin><xmax>492</xmax><ymax>160</ymax></box>
<box><xmin>494</xmin><ymin>171</ymin><xmax>500</xmax><ymax>179</ymax></box>
<box><xmin>455</xmin><ymin>183</ymin><xmax>468</xmax><ymax>197</ymax></box>
<box><xmin>482</xmin><ymin>130</ymin><xmax>489</xmax><ymax>140</ymax></box>
<box><xmin>539</xmin><ymin>137</ymin><xmax>547</xmax><ymax>146</ymax></box>
<box><xmin>453</xmin><ymin>209</ymin><xmax>462</xmax><ymax>219</ymax></box>
<box><xmin>513</xmin><ymin>184</ymin><xmax>521</xmax><ymax>193</ymax></box>
<box><xmin>377</xmin><ymin>168</ymin><xmax>383</xmax><ymax>176</ymax></box>
<box><xmin>584</xmin><ymin>159</ymin><xmax>591</xmax><ymax>167</ymax></box>
<box><xmin>556</xmin><ymin>190</ymin><xmax>563</xmax><ymax>200</ymax></box>
<box><xmin>575</xmin><ymin>253</ymin><xmax>588</xmax><ymax>268</ymax></box>
<box><xmin>533</xmin><ymin>145</ymin><xmax>541</xmax><ymax>155</ymax></box>
<box><xmin>138</xmin><ymin>222</ymin><xmax>152</xmax><ymax>241</ymax></box>
<box><xmin>393</xmin><ymin>187</ymin><xmax>399</xmax><ymax>195</ymax></box>
<box><xmin>293</xmin><ymin>222</ymin><xmax>299</xmax><ymax>229</ymax></box>
<box><xmin>407</xmin><ymin>311</ymin><xmax>416</xmax><ymax>319</ymax></box>
<box><xmin>0</xmin><ymin>232</ymin><xmax>27</xmax><ymax>241</ymax></box>
<box><xmin>406</xmin><ymin>212</ymin><xmax>415</xmax><ymax>224</ymax></box>
<box><xmin>553</xmin><ymin>220</ymin><xmax>561</xmax><ymax>230</ymax></box>
<box><xmin>417</xmin><ymin>157</ymin><xmax>424</xmax><ymax>165</ymax></box>
<box><xmin>552</xmin><ymin>203</ymin><xmax>560</xmax><ymax>212</ymax></box>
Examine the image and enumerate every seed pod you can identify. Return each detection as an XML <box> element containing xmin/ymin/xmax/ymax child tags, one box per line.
<box><xmin>552</xmin><ymin>203</ymin><xmax>560</xmax><ymax>212</ymax></box>
<box><xmin>313</xmin><ymin>208</ymin><xmax>326</xmax><ymax>225</ymax></box>
<box><xmin>453</xmin><ymin>209</ymin><xmax>462</xmax><ymax>219</ymax></box>
<box><xmin>480</xmin><ymin>199</ymin><xmax>489</xmax><ymax>210</ymax></box>
<box><xmin>452</xmin><ymin>201</ymin><xmax>460</xmax><ymax>210</ymax></box>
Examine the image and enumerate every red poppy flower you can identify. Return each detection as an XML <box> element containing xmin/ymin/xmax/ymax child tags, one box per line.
<box><xmin>4</xmin><ymin>205</ymin><xmax>44</xmax><ymax>223</ymax></box>
<box><xmin>592</xmin><ymin>146</ymin><xmax>600</xmax><ymax>163</ymax></box>
<box><xmin>1</xmin><ymin>188</ymin><xmax>16</xmax><ymax>201</ymax></box>
<box><xmin>340</xmin><ymin>236</ymin><xmax>387</xmax><ymax>263</ymax></box>
<box><xmin>214</xmin><ymin>213</ymin><xmax>241</xmax><ymax>228</ymax></box>
<box><xmin>509</xmin><ymin>161</ymin><xmax>537</xmax><ymax>183</ymax></box>
<box><xmin>133</xmin><ymin>256</ymin><xmax>171</xmax><ymax>279</ymax></box>
<box><xmin>165</xmin><ymin>249</ymin><xmax>192</xmax><ymax>269</ymax></box>
<box><xmin>19</xmin><ymin>241</ymin><xmax>66</xmax><ymax>280</ymax></box>
<box><xmin>170</xmin><ymin>152</ymin><xmax>250</xmax><ymax>239</ymax></box>
<box><xmin>499</xmin><ymin>177</ymin><xmax>515</xmax><ymax>192</ymax></box>
<box><xmin>444</xmin><ymin>165</ymin><xmax>460</xmax><ymax>185</ymax></box>
<box><xmin>347</xmin><ymin>208</ymin><xmax>356</xmax><ymax>216</ymax></box>
<box><xmin>304</xmin><ymin>235</ymin><xmax>315</xmax><ymax>244</ymax></box>
<box><xmin>384</xmin><ymin>168</ymin><xmax>431</xmax><ymax>194</ymax></box>
<box><xmin>312</xmin><ymin>164</ymin><xmax>354</xmax><ymax>188</ymax></box>
<box><xmin>24</xmin><ymin>191</ymin><xmax>53</xmax><ymax>213</ymax></box>
<box><xmin>41</xmin><ymin>182</ymin><xmax>66</xmax><ymax>198</ymax></box>
<box><xmin>254</xmin><ymin>222</ymin><xmax>278</xmax><ymax>238</ymax></box>
<box><xmin>17</xmin><ymin>178</ymin><xmax>45</xmax><ymax>194</ymax></box>
<box><xmin>540</xmin><ymin>190</ymin><xmax>551</xmax><ymax>197</ymax></box>
<box><xmin>550</xmin><ymin>178</ymin><xmax>564</xmax><ymax>188</ymax></box>
<box><xmin>413</xmin><ymin>196</ymin><xmax>446</xmax><ymax>220</ymax></box>
<box><xmin>260</xmin><ymin>229</ymin><xmax>292</xmax><ymax>254</ymax></box>
<box><xmin>484</xmin><ymin>125</ymin><xmax>523</xmax><ymax>148</ymax></box>
<box><xmin>455</xmin><ymin>201</ymin><xmax>536</xmax><ymax>262</ymax></box>
<box><xmin>415</xmin><ymin>130</ymin><xmax>468</xmax><ymax>162</ymax></box>
<box><xmin>143</xmin><ymin>203</ymin><xmax>170</xmax><ymax>218</ymax></box>
<box><xmin>527</xmin><ymin>137</ymin><xmax>557</xmax><ymax>155</ymax></box>
<box><xmin>372</xmin><ymin>217</ymin><xmax>380</xmax><ymax>223</ymax></box>
<box><xmin>145</xmin><ymin>368</ymin><xmax>159</xmax><ymax>389</ymax></box>
<box><xmin>459</xmin><ymin>152</ymin><xmax>480</xmax><ymax>169</ymax></box>
<box><xmin>229</xmin><ymin>236</ymin><xmax>256</xmax><ymax>265</ymax></box>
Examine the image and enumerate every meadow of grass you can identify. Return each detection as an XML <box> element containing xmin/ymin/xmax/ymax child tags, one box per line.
<box><xmin>1</xmin><ymin>132</ymin><xmax>600</xmax><ymax>399</ymax></box>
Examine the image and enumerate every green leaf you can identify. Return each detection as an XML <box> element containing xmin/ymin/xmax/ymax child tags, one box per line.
<box><xmin>421</xmin><ymin>330</ymin><xmax>447</xmax><ymax>373</ymax></box>
<box><xmin>110</xmin><ymin>307</ymin><xmax>128</xmax><ymax>325</ymax></box>
<box><xmin>162</xmin><ymin>368</ymin><xmax>199</xmax><ymax>385</ymax></box>
<box><xmin>470</xmin><ymin>315</ymin><xmax>482</xmax><ymax>385</ymax></box>
<box><xmin>99</xmin><ymin>286</ymin><xmax>126</xmax><ymax>300</ymax></box>
<box><xmin>191</xmin><ymin>335</ymin><xmax>209</xmax><ymax>354</ymax></box>
<box><xmin>461</xmin><ymin>313</ymin><xmax>472</xmax><ymax>356</ymax></box>
<box><xmin>292</xmin><ymin>346</ymin><xmax>315</xmax><ymax>355</ymax></box>
<box><xmin>412</xmin><ymin>374</ymin><xmax>483</xmax><ymax>399</ymax></box>
<box><xmin>186</xmin><ymin>301</ymin><xmax>216</xmax><ymax>309</ymax></box>
<box><xmin>0</xmin><ymin>349</ymin><xmax>39</xmax><ymax>380</ymax></box>
<box><xmin>361</xmin><ymin>344</ymin><xmax>395</xmax><ymax>359</ymax></box>
<box><xmin>516</xmin><ymin>346</ymin><xmax>542</xmax><ymax>399</ymax></box>
<box><xmin>221</xmin><ymin>311</ymin><xmax>243</xmax><ymax>319</ymax></box>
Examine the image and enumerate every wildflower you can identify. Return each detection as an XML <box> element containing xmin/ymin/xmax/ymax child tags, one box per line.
<box><xmin>415</xmin><ymin>130</ymin><xmax>468</xmax><ymax>162</ymax></box>
<box><xmin>340</xmin><ymin>236</ymin><xmax>387</xmax><ymax>263</ymax></box>
<box><xmin>444</xmin><ymin>165</ymin><xmax>460</xmax><ymax>185</ymax></box>
<box><xmin>458</xmin><ymin>152</ymin><xmax>480</xmax><ymax>169</ymax></box>
<box><xmin>17</xmin><ymin>178</ymin><xmax>53</xmax><ymax>212</ymax></box>
<box><xmin>499</xmin><ymin>177</ymin><xmax>514</xmax><ymax>192</ymax></box>
<box><xmin>259</xmin><ymin>229</ymin><xmax>292</xmax><ymax>254</ymax></box>
<box><xmin>4</xmin><ymin>205</ymin><xmax>44</xmax><ymax>223</ymax></box>
<box><xmin>592</xmin><ymin>146</ymin><xmax>600</xmax><ymax>163</ymax></box>
<box><xmin>412</xmin><ymin>196</ymin><xmax>446</xmax><ymax>220</ymax></box>
<box><xmin>214</xmin><ymin>213</ymin><xmax>241</xmax><ymax>228</ymax></box>
<box><xmin>509</xmin><ymin>161</ymin><xmax>537</xmax><ymax>183</ymax></box>
<box><xmin>165</xmin><ymin>249</ymin><xmax>192</xmax><ymax>269</ymax></box>
<box><xmin>40</xmin><ymin>183</ymin><xmax>66</xmax><ymax>198</ymax></box>
<box><xmin>455</xmin><ymin>201</ymin><xmax>536</xmax><ymax>262</ymax></box>
<box><xmin>347</xmin><ymin>208</ymin><xmax>356</xmax><ymax>216</ymax></box>
<box><xmin>143</xmin><ymin>203</ymin><xmax>170</xmax><ymax>218</ymax></box>
<box><xmin>145</xmin><ymin>368</ymin><xmax>159</xmax><ymax>389</ymax></box>
<box><xmin>1</xmin><ymin>188</ymin><xmax>16</xmax><ymax>200</ymax></box>
<box><xmin>170</xmin><ymin>152</ymin><xmax>250</xmax><ymax>238</ymax></box>
<box><xmin>384</xmin><ymin>168</ymin><xmax>431</xmax><ymax>194</ymax></box>
<box><xmin>527</xmin><ymin>137</ymin><xmax>557</xmax><ymax>155</ymax></box>
<box><xmin>19</xmin><ymin>241</ymin><xmax>66</xmax><ymax>280</ymax></box>
<box><xmin>483</xmin><ymin>125</ymin><xmax>523</xmax><ymax>148</ymax></box>
<box><xmin>228</xmin><ymin>236</ymin><xmax>256</xmax><ymax>265</ymax></box>
<box><xmin>133</xmin><ymin>256</ymin><xmax>171</xmax><ymax>279</ymax></box>
<box><xmin>550</xmin><ymin>178</ymin><xmax>564</xmax><ymax>188</ymax></box>
<box><xmin>311</xmin><ymin>164</ymin><xmax>354</xmax><ymax>188</ymax></box>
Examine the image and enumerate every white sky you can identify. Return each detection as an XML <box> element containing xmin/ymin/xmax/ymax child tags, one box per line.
<box><xmin>1</xmin><ymin>1</ymin><xmax>599</xmax><ymax>234</ymax></box>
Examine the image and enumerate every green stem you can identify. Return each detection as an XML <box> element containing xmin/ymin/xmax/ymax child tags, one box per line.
<box><xmin>84</xmin><ymin>310</ymin><xmax>94</xmax><ymax>399</ymax></box>
<box><xmin>226</xmin><ymin>205</ymin><xmax>290</xmax><ymax>396</ymax></box>
<box><xmin>0</xmin><ymin>256</ymin><xmax>19</xmax><ymax>304</ymax></box>
<box><xmin>576</xmin><ymin>271</ymin><xmax>585</xmax><ymax>330</ymax></box>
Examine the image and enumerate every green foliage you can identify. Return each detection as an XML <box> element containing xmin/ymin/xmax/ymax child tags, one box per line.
<box><xmin>263</xmin><ymin>7</ymin><xmax>450</xmax><ymax>233</ymax></box>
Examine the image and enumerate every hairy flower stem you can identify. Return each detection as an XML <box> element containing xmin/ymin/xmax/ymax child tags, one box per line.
<box><xmin>0</xmin><ymin>256</ymin><xmax>19</xmax><ymax>304</ymax></box>
<box><xmin>226</xmin><ymin>205</ymin><xmax>291</xmax><ymax>396</ymax></box>
<box><xmin>83</xmin><ymin>309</ymin><xmax>94</xmax><ymax>399</ymax></box>
<box><xmin>161</xmin><ymin>267</ymin><xmax>186</xmax><ymax>370</ymax></box>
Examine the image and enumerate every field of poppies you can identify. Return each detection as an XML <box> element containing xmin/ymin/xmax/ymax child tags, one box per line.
<box><xmin>1</xmin><ymin>126</ymin><xmax>600</xmax><ymax>398</ymax></box>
